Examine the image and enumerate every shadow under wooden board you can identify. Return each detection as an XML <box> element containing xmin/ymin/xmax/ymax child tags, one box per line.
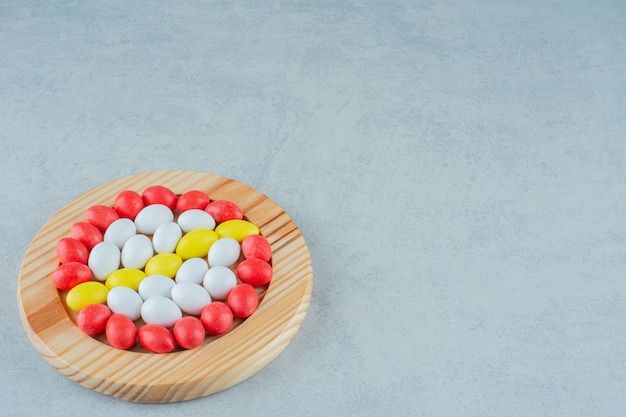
<box><xmin>17</xmin><ymin>170</ymin><xmax>313</xmax><ymax>403</ymax></box>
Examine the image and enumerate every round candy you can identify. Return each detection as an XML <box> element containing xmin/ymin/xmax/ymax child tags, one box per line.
<box><xmin>138</xmin><ymin>274</ymin><xmax>175</xmax><ymax>300</ymax></box>
<box><xmin>85</xmin><ymin>205</ymin><xmax>120</xmax><ymax>232</ymax></box>
<box><xmin>114</xmin><ymin>190</ymin><xmax>144</xmax><ymax>220</ymax></box>
<box><xmin>204</xmin><ymin>200</ymin><xmax>243</xmax><ymax>224</ymax></box>
<box><xmin>70</xmin><ymin>221</ymin><xmax>103</xmax><ymax>250</ymax></box>
<box><xmin>106</xmin><ymin>313</ymin><xmax>136</xmax><ymax>350</ymax></box>
<box><xmin>176</xmin><ymin>257</ymin><xmax>209</xmax><ymax>284</ymax></box>
<box><xmin>138</xmin><ymin>324</ymin><xmax>176</xmax><ymax>353</ymax></box>
<box><xmin>227</xmin><ymin>284</ymin><xmax>258</xmax><ymax>319</ymax></box>
<box><xmin>203</xmin><ymin>266</ymin><xmax>237</xmax><ymax>300</ymax></box>
<box><xmin>175</xmin><ymin>229</ymin><xmax>218</xmax><ymax>260</ymax></box>
<box><xmin>57</xmin><ymin>237</ymin><xmax>89</xmax><ymax>265</ymax></box>
<box><xmin>176</xmin><ymin>190</ymin><xmax>210</xmax><ymax>212</ymax></box>
<box><xmin>134</xmin><ymin>204</ymin><xmax>174</xmax><ymax>235</ymax></box>
<box><xmin>121</xmin><ymin>234</ymin><xmax>154</xmax><ymax>269</ymax></box>
<box><xmin>208</xmin><ymin>237</ymin><xmax>241</xmax><ymax>267</ymax></box>
<box><xmin>77</xmin><ymin>303</ymin><xmax>112</xmax><ymax>335</ymax></box>
<box><xmin>107</xmin><ymin>286</ymin><xmax>143</xmax><ymax>321</ymax></box>
<box><xmin>88</xmin><ymin>241</ymin><xmax>121</xmax><ymax>281</ymax></box>
<box><xmin>144</xmin><ymin>253</ymin><xmax>183</xmax><ymax>278</ymax></box>
<box><xmin>201</xmin><ymin>302</ymin><xmax>233</xmax><ymax>335</ymax></box>
<box><xmin>236</xmin><ymin>258</ymin><xmax>273</xmax><ymax>287</ymax></box>
<box><xmin>152</xmin><ymin>222</ymin><xmax>183</xmax><ymax>254</ymax></box>
<box><xmin>177</xmin><ymin>209</ymin><xmax>215</xmax><ymax>233</ymax></box>
<box><xmin>173</xmin><ymin>316</ymin><xmax>205</xmax><ymax>349</ymax></box>
<box><xmin>171</xmin><ymin>282</ymin><xmax>212</xmax><ymax>315</ymax></box>
<box><xmin>215</xmin><ymin>219</ymin><xmax>259</xmax><ymax>242</ymax></box>
<box><xmin>142</xmin><ymin>185</ymin><xmax>177</xmax><ymax>210</ymax></box>
<box><xmin>105</xmin><ymin>268</ymin><xmax>146</xmax><ymax>290</ymax></box>
<box><xmin>103</xmin><ymin>218</ymin><xmax>136</xmax><ymax>249</ymax></box>
<box><xmin>241</xmin><ymin>234</ymin><xmax>272</xmax><ymax>262</ymax></box>
<box><xmin>141</xmin><ymin>296</ymin><xmax>182</xmax><ymax>328</ymax></box>
<box><xmin>52</xmin><ymin>262</ymin><xmax>92</xmax><ymax>291</ymax></box>
<box><xmin>66</xmin><ymin>281</ymin><xmax>109</xmax><ymax>311</ymax></box>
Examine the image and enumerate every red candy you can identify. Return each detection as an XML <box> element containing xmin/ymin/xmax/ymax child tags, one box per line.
<box><xmin>142</xmin><ymin>185</ymin><xmax>177</xmax><ymax>210</ymax></box>
<box><xmin>204</xmin><ymin>200</ymin><xmax>243</xmax><ymax>224</ymax></box>
<box><xmin>56</xmin><ymin>237</ymin><xmax>89</xmax><ymax>265</ymax></box>
<box><xmin>227</xmin><ymin>284</ymin><xmax>258</xmax><ymax>319</ymax></box>
<box><xmin>236</xmin><ymin>258</ymin><xmax>273</xmax><ymax>287</ymax></box>
<box><xmin>176</xmin><ymin>190</ymin><xmax>210</xmax><ymax>212</ymax></box>
<box><xmin>106</xmin><ymin>313</ymin><xmax>137</xmax><ymax>350</ymax></box>
<box><xmin>114</xmin><ymin>190</ymin><xmax>145</xmax><ymax>220</ymax></box>
<box><xmin>70</xmin><ymin>221</ymin><xmax>103</xmax><ymax>250</ymax></box>
<box><xmin>138</xmin><ymin>324</ymin><xmax>176</xmax><ymax>353</ymax></box>
<box><xmin>241</xmin><ymin>234</ymin><xmax>272</xmax><ymax>262</ymax></box>
<box><xmin>85</xmin><ymin>205</ymin><xmax>120</xmax><ymax>232</ymax></box>
<box><xmin>173</xmin><ymin>316</ymin><xmax>206</xmax><ymax>349</ymax></box>
<box><xmin>201</xmin><ymin>302</ymin><xmax>233</xmax><ymax>335</ymax></box>
<box><xmin>77</xmin><ymin>304</ymin><xmax>112</xmax><ymax>335</ymax></box>
<box><xmin>52</xmin><ymin>262</ymin><xmax>92</xmax><ymax>291</ymax></box>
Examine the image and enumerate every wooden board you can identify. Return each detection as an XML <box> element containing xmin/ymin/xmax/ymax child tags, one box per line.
<box><xmin>17</xmin><ymin>170</ymin><xmax>313</xmax><ymax>403</ymax></box>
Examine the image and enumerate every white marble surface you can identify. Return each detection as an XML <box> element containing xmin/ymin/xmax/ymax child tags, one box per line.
<box><xmin>2</xmin><ymin>1</ymin><xmax>626</xmax><ymax>415</ymax></box>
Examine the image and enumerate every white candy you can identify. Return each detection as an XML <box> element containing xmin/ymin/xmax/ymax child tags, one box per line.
<box><xmin>175</xmin><ymin>257</ymin><xmax>209</xmax><ymax>284</ymax></box>
<box><xmin>203</xmin><ymin>266</ymin><xmax>237</xmax><ymax>300</ymax></box>
<box><xmin>177</xmin><ymin>209</ymin><xmax>215</xmax><ymax>233</ymax></box>
<box><xmin>141</xmin><ymin>296</ymin><xmax>182</xmax><ymax>327</ymax></box>
<box><xmin>138</xmin><ymin>274</ymin><xmax>175</xmax><ymax>300</ymax></box>
<box><xmin>103</xmin><ymin>218</ymin><xmax>136</xmax><ymax>249</ymax></box>
<box><xmin>134</xmin><ymin>204</ymin><xmax>174</xmax><ymax>234</ymax></box>
<box><xmin>121</xmin><ymin>234</ymin><xmax>153</xmax><ymax>269</ymax></box>
<box><xmin>208</xmin><ymin>237</ymin><xmax>241</xmax><ymax>267</ymax></box>
<box><xmin>171</xmin><ymin>282</ymin><xmax>212</xmax><ymax>315</ymax></box>
<box><xmin>107</xmin><ymin>286</ymin><xmax>143</xmax><ymax>321</ymax></box>
<box><xmin>152</xmin><ymin>222</ymin><xmax>182</xmax><ymax>253</ymax></box>
<box><xmin>88</xmin><ymin>241</ymin><xmax>121</xmax><ymax>281</ymax></box>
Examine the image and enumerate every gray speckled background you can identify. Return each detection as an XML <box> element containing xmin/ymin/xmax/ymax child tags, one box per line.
<box><xmin>2</xmin><ymin>1</ymin><xmax>626</xmax><ymax>416</ymax></box>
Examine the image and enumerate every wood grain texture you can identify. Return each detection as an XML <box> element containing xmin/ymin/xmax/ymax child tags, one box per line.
<box><xmin>17</xmin><ymin>170</ymin><xmax>313</xmax><ymax>403</ymax></box>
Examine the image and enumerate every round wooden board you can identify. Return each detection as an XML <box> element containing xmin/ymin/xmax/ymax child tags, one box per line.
<box><xmin>17</xmin><ymin>170</ymin><xmax>313</xmax><ymax>403</ymax></box>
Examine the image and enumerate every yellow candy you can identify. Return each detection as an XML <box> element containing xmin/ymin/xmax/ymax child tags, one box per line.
<box><xmin>215</xmin><ymin>220</ymin><xmax>259</xmax><ymax>242</ymax></box>
<box><xmin>144</xmin><ymin>253</ymin><xmax>183</xmax><ymax>278</ymax></box>
<box><xmin>105</xmin><ymin>268</ymin><xmax>147</xmax><ymax>291</ymax></box>
<box><xmin>175</xmin><ymin>229</ymin><xmax>218</xmax><ymax>260</ymax></box>
<box><xmin>66</xmin><ymin>281</ymin><xmax>109</xmax><ymax>311</ymax></box>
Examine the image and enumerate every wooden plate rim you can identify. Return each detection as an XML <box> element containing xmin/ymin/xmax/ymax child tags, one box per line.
<box><xmin>17</xmin><ymin>170</ymin><xmax>313</xmax><ymax>402</ymax></box>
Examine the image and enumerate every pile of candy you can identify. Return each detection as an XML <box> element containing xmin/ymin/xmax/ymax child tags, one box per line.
<box><xmin>52</xmin><ymin>185</ymin><xmax>273</xmax><ymax>353</ymax></box>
